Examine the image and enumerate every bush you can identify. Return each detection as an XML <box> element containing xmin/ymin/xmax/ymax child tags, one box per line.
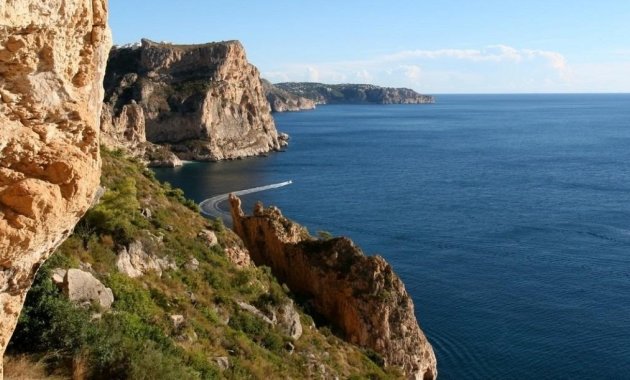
<box><xmin>9</xmin><ymin>267</ymin><xmax>95</xmax><ymax>358</ymax></box>
<box><xmin>85</xmin><ymin>177</ymin><xmax>147</xmax><ymax>243</ymax></box>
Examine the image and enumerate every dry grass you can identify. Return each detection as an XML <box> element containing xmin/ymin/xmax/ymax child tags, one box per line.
<box><xmin>3</xmin><ymin>355</ymin><xmax>68</xmax><ymax>380</ymax></box>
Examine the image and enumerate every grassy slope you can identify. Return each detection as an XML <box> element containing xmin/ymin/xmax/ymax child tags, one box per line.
<box><xmin>4</xmin><ymin>149</ymin><xmax>398</xmax><ymax>379</ymax></box>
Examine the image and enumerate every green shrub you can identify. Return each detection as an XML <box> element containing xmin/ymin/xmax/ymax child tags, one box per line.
<box><xmin>9</xmin><ymin>267</ymin><xmax>95</xmax><ymax>358</ymax></box>
<box><xmin>85</xmin><ymin>177</ymin><xmax>147</xmax><ymax>243</ymax></box>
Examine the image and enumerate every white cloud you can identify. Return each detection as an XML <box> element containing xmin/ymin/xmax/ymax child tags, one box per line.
<box><xmin>261</xmin><ymin>44</ymin><xmax>590</xmax><ymax>92</ymax></box>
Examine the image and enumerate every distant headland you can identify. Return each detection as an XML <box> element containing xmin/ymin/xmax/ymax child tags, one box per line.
<box><xmin>264</xmin><ymin>81</ymin><xmax>434</xmax><ymax>112</ymax></box>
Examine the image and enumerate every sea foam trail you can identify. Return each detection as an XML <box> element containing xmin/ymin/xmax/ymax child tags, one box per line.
<box><xmin>199</xmin><ymin>181</ymin><xmax>293</xmax><ymax>221</ymax></box>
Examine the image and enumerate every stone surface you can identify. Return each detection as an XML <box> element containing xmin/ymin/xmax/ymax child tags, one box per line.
<box><xmin>51</xmin><ymin>268</ymin><xmax>67</xmax><ymax>286</ymax></box>
<box><xmin>274</xmin><ymin>82</ymin><xmax>435</xmax><ymax>105</ymax></box>
<box><xmin>214</xmin><ymin>356</ymin><xmax>229</xmax><ymax>371</ymax></box>
<box><xmin>223</xmin><ymin>244</ymin><xmax>252</xmax><ymax>268</ymax></box>
<box><xmin>198</xmin><ymin>229</ymin><xmax>218</xmax><ymax>246</ymax></box>
<box><xmin>62</xmin><ymin>269</ymin><xmax>114</xmax><ymax>310</ymax></box>
<box><xmin>262</xmin><ymin>79</ymin><xmax>316</xmax><ymax>112</ymax></box>
<box><xmin>0</xmin><ymin>0</ymin><xmax>111</xmax><ymax>373</ymax></box>
<box><xmin>230</xmin><ymin>195</ymin><xmax>437</xmax><ymax>380</ymax></box>
<box><xmin>237</xmin><ymin>301</ymin><xmax>275</xmax><ymax>325</ymax></box>
<box><xmin>184</xmin><ymin>257</ymin><xmax>199</xmax><ymax>271</ymax></box>
<box><xmin>275</xmin><ymin>300</ymin><xmax>303</xmax><ymax>340</ymax></box>
<box><xmin>116</xmin><ymin>240</ymin><xmax>176</xmax><ymax>278</ymax></box>
<box><xmin>101</xmin><ymin>39</ymin><xmax>283</xmax><ymax>161</ymax></box>
<box><xmin>170</xmin><ymin>314</ymin><xmax>185</xmax><ymax>329</ymax></box>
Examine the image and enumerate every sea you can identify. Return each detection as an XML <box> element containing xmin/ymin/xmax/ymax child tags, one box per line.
<box><xmin>153</xmin><ymin>94</ymin><xmax>630</xmax><ymax>379</ymax></box>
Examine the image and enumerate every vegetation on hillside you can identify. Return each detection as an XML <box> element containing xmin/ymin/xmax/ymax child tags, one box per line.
<box><xmin>5</xmin><ymin>148</ymin><xmax>398</xmax><ymax>379</ymax></box>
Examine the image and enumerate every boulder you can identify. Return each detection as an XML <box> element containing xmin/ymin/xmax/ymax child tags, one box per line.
<box><xmin>185</xmin><ymin>257</ymin><xmax>200</xmax><ymax>271</ymax></box>
<box><xmin>170</xmin><ymin>314</ymin><xmax>185</xmax><ymax>329</ymax></box>
<box><xmin>275</xmin><ymin>300</ymin><xmax>303</xmax><ymax>340</ymax></box>
<box><xmin>116</xmin><ymin>240</ymin><xmax>176</xmax><ymax>278</ymax></box>
<box><xmin>214</xmin><ymin>356</ymin><xmax>229</xmax><ymax>371</ymax></box>
<box><xmin>198</xmin><ymin>230</ymin><xmax>218</xmax><ymax>246</ymax></box>
<box><xmin>51</xmin><ymin>268</ymin><xmax>67</xmax><ymax>287</ymax></box>
<box><xmin>62</xmin><ymin>269</ymin><xmax>114</xmax><ymax>310</ymax></box>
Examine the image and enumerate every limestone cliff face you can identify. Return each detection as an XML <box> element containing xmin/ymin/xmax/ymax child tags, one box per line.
<box><xmin>102</xmin><ymin>39</ymin><xmax>282</xmax><ymax>161</ymax></box>
<box><xmin>229</xmin><ymin>195</ymin><xmax>437</xmax><ymax>380</ymax></box>
<box><xmin>262</xmin><ymin>79</ymin><xmax>316</xmax><ymax>112</ymax></box>
<box><xmin>0</xmin><ymin>0</ymin><xmax>111</xmax><ymax>375</ymax></box>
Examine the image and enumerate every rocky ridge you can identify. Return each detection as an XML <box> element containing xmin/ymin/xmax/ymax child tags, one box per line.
<box><xmin>230</xmin><ymin>195</ymin><xmax>437</xmax><ymax>379</ymax></box>
<box><xmin>262</xmin><ymin>79</ymin><xmax>316</xmax><ymax>112</ymax></box>
<box><xmin>273</xmin><ymin>82</ymin><xmax>435</xmax><ymax>106</ymax></box>
<box><xmin>101</xmin><ymin>39</ymin><xmax>284</xmax><ymax>163</ymax></box>
<box><xmin>0</xmin><ymin>0</ymin><xmax>111</xmax><ymax>375</ymax></box>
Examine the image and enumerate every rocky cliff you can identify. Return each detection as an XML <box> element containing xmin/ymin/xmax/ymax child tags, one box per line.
<box><xmin>101</xmin><ymin>39</ymin><xmax>284</xmax><ymax>162</ymax></box>
<box><xmin>262</xmin><ymin>79</ymin><xmax>316</xmax><ymax>112</ymax></box>
<box><xmin>230</xmin><ymin>195</ymin><xmax>437</xmax><ymax>379</ymax></box>
<box><xmin>0</xmin><ymin>0</ymin><xmax>111</xmax><ymax>376</ymax></box>
<box><xmin>274</xmin><ymin>82</ymin><xmax>435</xmax><ymax>105</ymax></box>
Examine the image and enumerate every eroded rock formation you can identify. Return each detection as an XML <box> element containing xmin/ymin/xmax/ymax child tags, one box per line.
<box><xmin>229</xmin><ymin>195</ymin><xmax>437</xmax><ymax>379</ymax></box>
<box><xmin>101</xmin><ymin>39</ymin><xmax>283</xmax><ymax>162</ymax></box>
<box><xmin>0</xmin><ymin>0</ymin><xmax>111</xmax><ymax>375</ymax></box>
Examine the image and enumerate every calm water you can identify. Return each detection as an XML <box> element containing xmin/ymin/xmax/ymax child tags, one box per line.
<box><xmin>154</xmin><ymin>95</ymin><xmax>630</xmax><ymax>379</ymax></box>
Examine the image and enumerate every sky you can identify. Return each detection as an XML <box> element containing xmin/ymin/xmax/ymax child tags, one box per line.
<box><xmin>109</xmin><ymin>0</ymin><xmax>630</xmax><ymax>94</ymax></box>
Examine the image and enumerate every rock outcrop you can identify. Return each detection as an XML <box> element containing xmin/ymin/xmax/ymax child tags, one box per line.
<box><xmin>60</xmin><ymin>268</ymin><xmax>114</xmax><ymax>310</ymax></box>
<box><xmin>0</xmin><ymin>0</ymin><xmax>111</xmax><ymax>374</ymax></box>
<box><xmin>101</xmin><ymin>39</ymin><xmax>283</xmax><ymax>162</ymax></box>
<box><xmin>229</xmin><ymin>195</ymin><xmax>437</xmax><ymax>379</ymax></box>
<box><xmin>116</xmin><ymin>239</ymin><xmax>176</xmax><ymax>278</ymax></box>
<box><xmin>262</xmin><ymin>79</ymin><xmax>316</xmax><ymax>112</ymax></box>
<box><xmin>237</xmin><ymin>299</ymin><xmax>303</xmax><ymax>340</ymax></box>
<box><xmin>274</xmin><ymin>82</ymin><xmax>435</xmax><ymax>105</ymax></box>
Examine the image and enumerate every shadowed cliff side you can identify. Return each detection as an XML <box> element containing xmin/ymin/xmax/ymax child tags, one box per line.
<box><xmin>0</xmin><ymin>0</ymin><xmax>112</xmax><ymax>377</ymax></box>
<box><xmin>229</xmin><ymin>195</ymin><xmax>437</xmax><ymax>379</ymax></box>
<box><xmin>101</xmin><ymin>39</ymin><xmax>286</xmax><ymax>164</ymax></box>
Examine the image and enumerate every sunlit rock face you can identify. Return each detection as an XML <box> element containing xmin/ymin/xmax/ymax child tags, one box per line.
<box><xmin>230</xmin><ymin>195</ymin><xmax>438</xmax><ymax>380</ymax></box>
<box><xmin>0</xmin><ymin>0</ymin><xmax>112</xmax><ymax>375</ymax></box>
<box><xmin>102</xmin><ymin>39</ymin><xmax>281</xmax><ymax>161</ymax></box>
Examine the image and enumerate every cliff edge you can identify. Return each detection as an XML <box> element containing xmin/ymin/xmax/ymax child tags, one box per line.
<box><xmin>102</xmin><ymin>39</ymin><xmax>284</xmax><ymax>162</ymax></box>
<box><xmin>0</xmin><ymin>0</ymin><xmax>111</xmax><ymax>376</ymax></box>
<box><xmin>230</xmin><ymin>195</ymin><xmax>437</xmax><ymax>379</ymax></box>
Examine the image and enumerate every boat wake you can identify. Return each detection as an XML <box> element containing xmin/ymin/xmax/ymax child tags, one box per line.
<box><xmin>199</xmin><ymin>181</ymin><xmax>293</xmax><ymax>221</ymax></box>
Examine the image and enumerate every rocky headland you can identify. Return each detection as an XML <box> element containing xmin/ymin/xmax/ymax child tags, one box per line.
<box><xmin>269</xmin><ymin>82</ymin><xmax>434</xmax><ymax>109</ymax></box>
<box><xmin>0</xmin><ymin>0</ymin><xmax>111</xmax><ymax>376</ymax></box>
<box><xmin>230</xmin><ymin>195</ymin><xmax>437</xmax><ymax>380</ymax></box>
<box><xmin>101</xmin><ymin>39</ymin><xmax>286</xmax><ymax>164</ymax></box>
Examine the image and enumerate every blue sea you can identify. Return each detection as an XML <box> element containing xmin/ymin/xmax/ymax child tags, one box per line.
<box><xmin>154</xmin><ymin>94</ymin><xmax>630</xmax><ymax>379</ymax></box>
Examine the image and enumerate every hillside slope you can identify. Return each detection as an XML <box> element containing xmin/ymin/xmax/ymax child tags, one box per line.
<box><xmin>4</xmin><ymin>150</ymin><xmax>400</xmax><ymax>379</ymax></box>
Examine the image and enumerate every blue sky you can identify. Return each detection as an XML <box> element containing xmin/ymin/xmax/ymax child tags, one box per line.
<box><xmin>109</xmin><ymin>0</ymin><xmax>630</xmax><ymax>93</ymax></box>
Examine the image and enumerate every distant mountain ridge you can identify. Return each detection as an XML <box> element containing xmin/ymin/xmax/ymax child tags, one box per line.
<box><xmin>265</xmin><ymin>82</ymin><xmax>434</xmax><ymax>111</ymax></box>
